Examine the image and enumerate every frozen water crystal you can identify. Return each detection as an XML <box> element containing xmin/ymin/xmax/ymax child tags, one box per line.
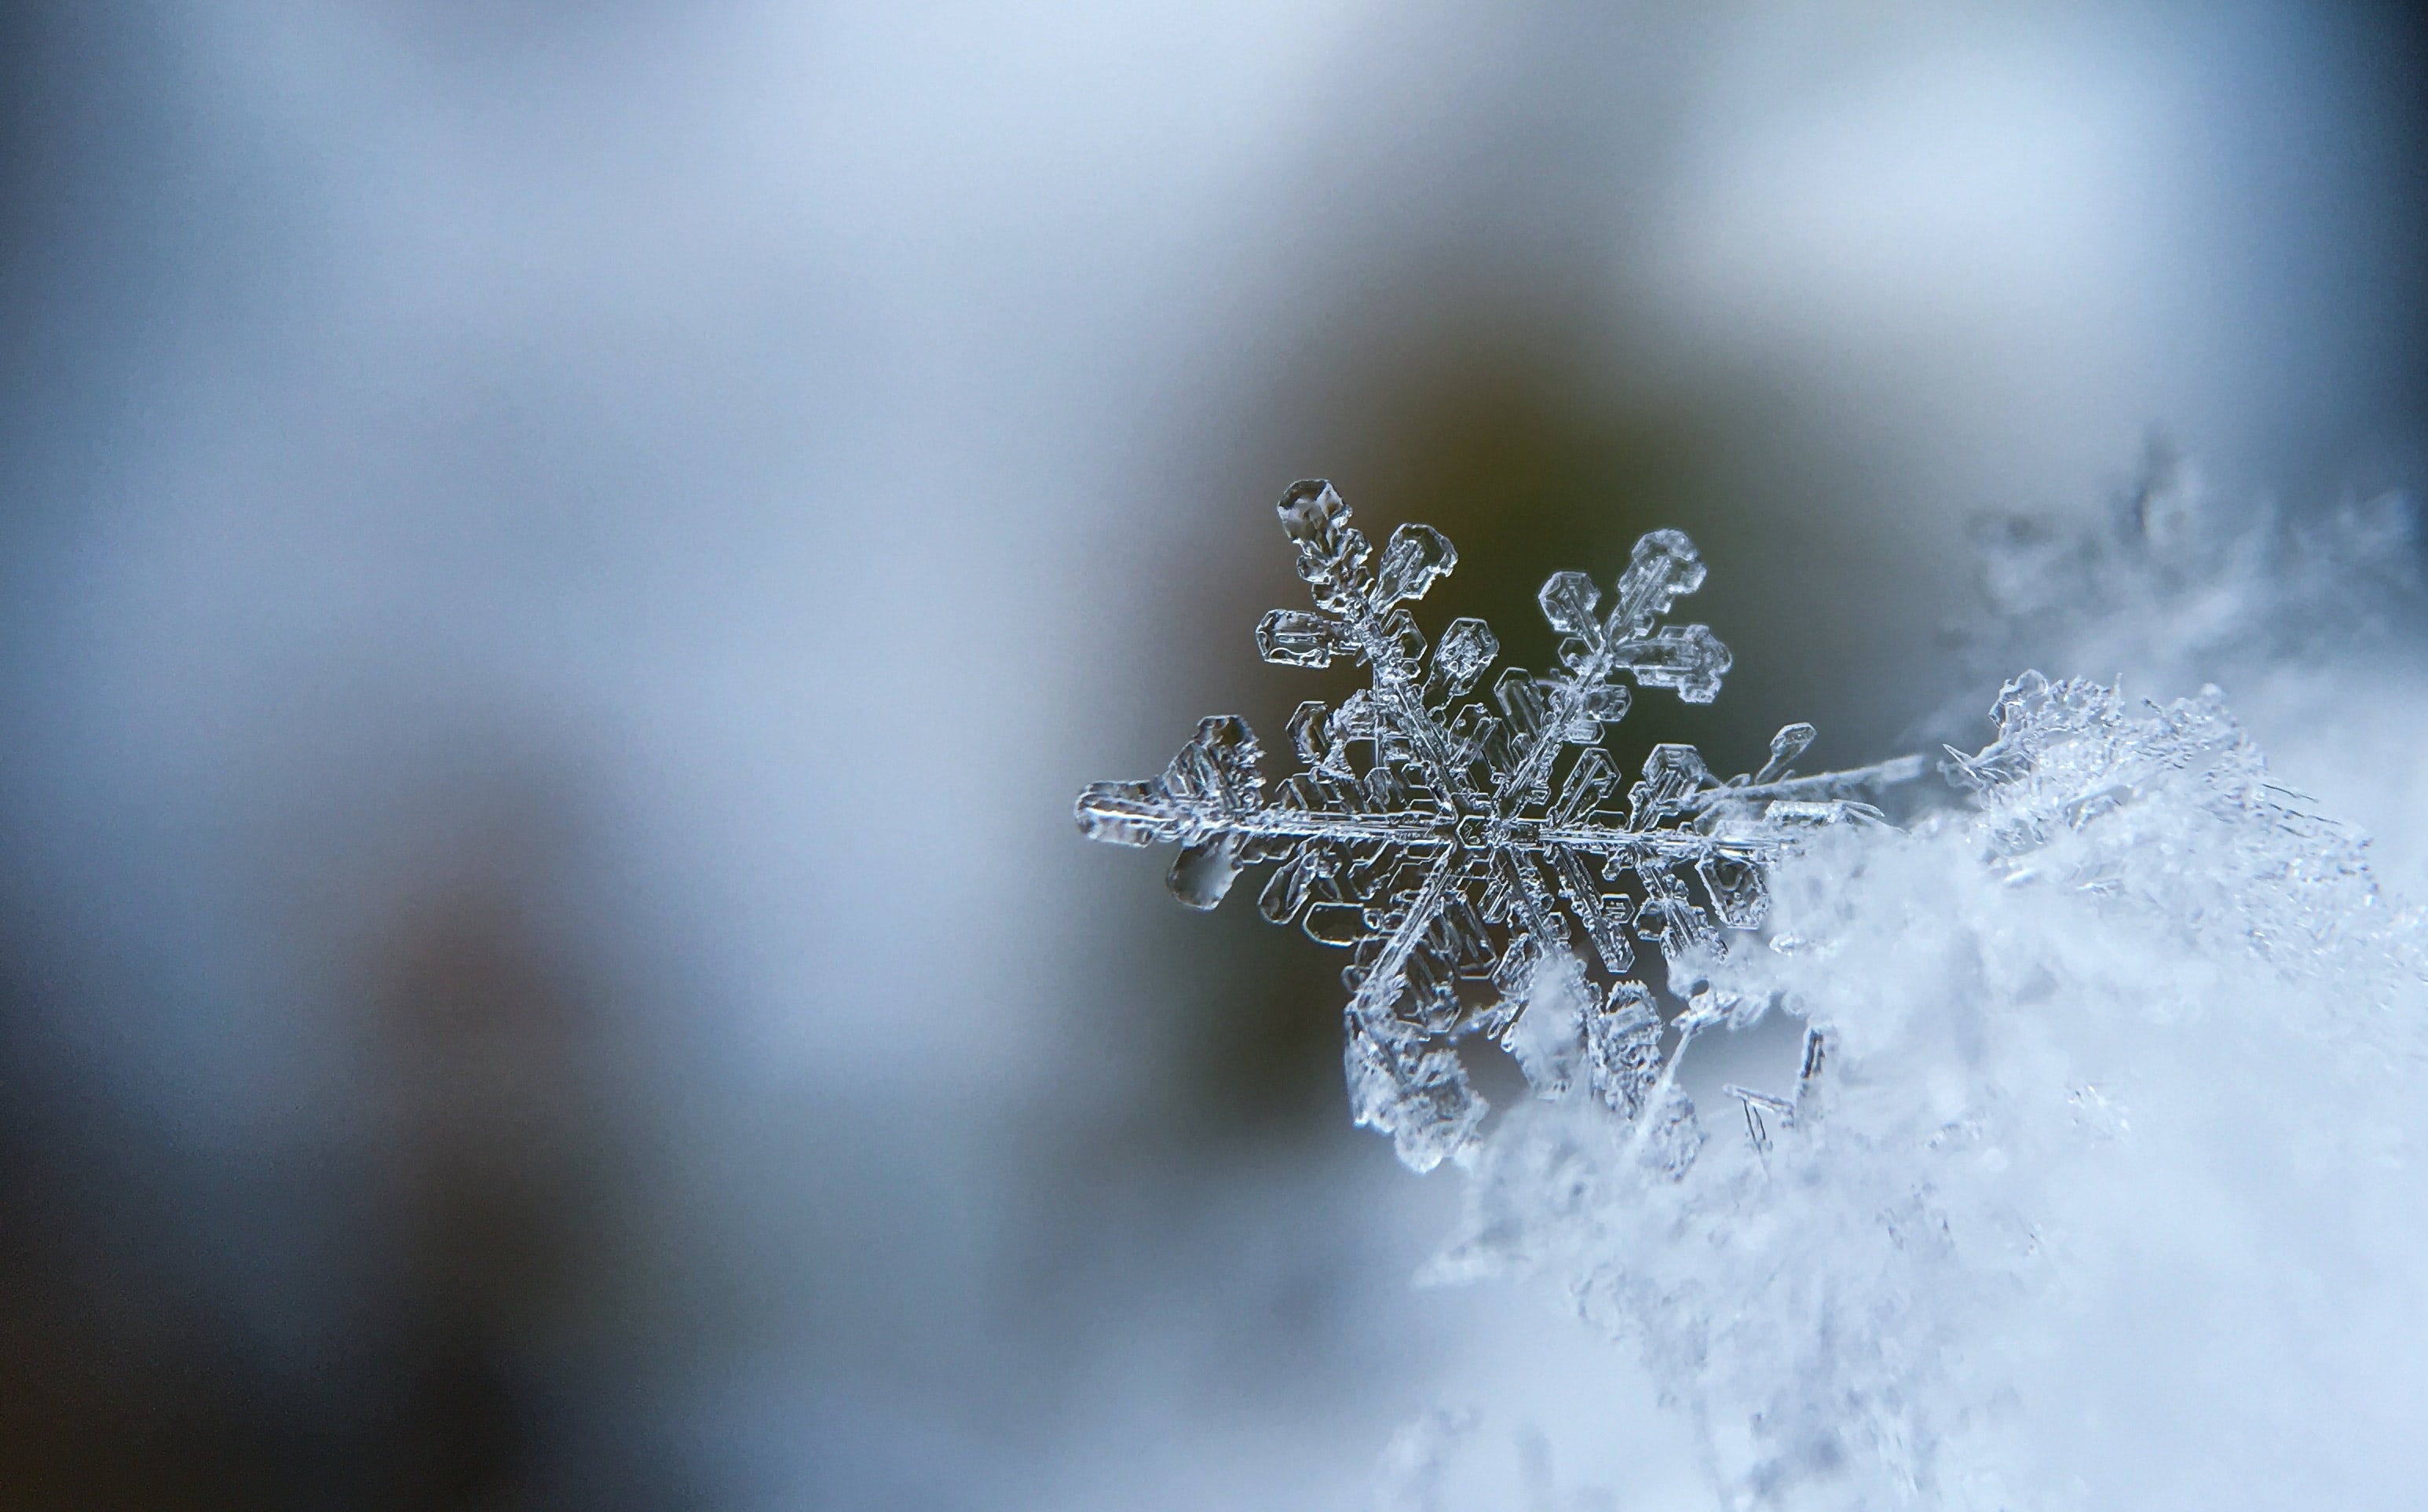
<box><xmin>1076</xmin><ymin>480</ymin><xmax>1922</xmax><ymax>1170</ymax></box>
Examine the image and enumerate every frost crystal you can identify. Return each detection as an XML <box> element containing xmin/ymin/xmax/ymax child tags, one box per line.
<box><xmin>1077</xmin><ymin>480</ymin><xmax>1922</xmax><ymax>1169</ymax></box>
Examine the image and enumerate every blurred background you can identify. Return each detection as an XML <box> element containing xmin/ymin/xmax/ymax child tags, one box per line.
<box><xmin>4</xmin><ymin>2</ymin><xmax>2425</xmax><ymax>1507</ymax></box>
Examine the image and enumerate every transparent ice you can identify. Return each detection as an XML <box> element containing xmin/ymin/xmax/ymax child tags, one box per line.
<box><xmin>1076</xmin><ymin>480</ymin><xmax>1922</xmax><ymax>1171</ymax></box>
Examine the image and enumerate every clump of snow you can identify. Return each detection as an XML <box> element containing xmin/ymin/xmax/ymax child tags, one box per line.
<box><xmin>1429</xmin><ymin>673</ymin><xmax>2428</xmax><ymax>1508</ymax></box>
<box><xmin>1962</xmin><ymin>456</ymin><xmax>2423</xmax><ymax>696</ymax></box>
<box><xmin>1956</xmin><ymin>455</ymin><xmax>2428</xmax><ymax>901</ymax></box>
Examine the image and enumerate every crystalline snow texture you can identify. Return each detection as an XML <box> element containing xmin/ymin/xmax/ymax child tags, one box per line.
<box><xmin>1437</xmin><ymin>670</ymin><xmax>2428</xmax><ymax>1510</ymax></box>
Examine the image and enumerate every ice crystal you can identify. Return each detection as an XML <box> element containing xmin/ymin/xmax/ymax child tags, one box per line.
<box><xmin>1076</xmin><ymin>480</ymin><xmax>1922</xmax><ymax>1169</ymax></box>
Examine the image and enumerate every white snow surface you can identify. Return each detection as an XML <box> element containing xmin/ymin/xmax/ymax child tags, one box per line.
<box><xmin>1414</xmin><ymin>671</ymin><xmax>2428</xmax><ymax>1509</ymax></box>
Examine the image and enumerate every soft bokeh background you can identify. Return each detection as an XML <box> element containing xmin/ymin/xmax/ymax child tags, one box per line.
<box><xmin>4</xmin><ymin>2</ymin><xmax>2424</xmax><ymax>1507</ymax></box>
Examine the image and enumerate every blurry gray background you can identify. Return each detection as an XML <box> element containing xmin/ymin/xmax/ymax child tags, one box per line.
<box><xmin>3</xmin><ymin>2</ymin><xmax>2424</xmax><ymax>1507</ymax></box>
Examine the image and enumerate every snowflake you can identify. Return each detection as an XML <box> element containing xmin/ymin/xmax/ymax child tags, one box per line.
<box><xmin>1077</xmin><ymin>481</ymin><xmax>1922</xmax><ymax>1169</ymax></box>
